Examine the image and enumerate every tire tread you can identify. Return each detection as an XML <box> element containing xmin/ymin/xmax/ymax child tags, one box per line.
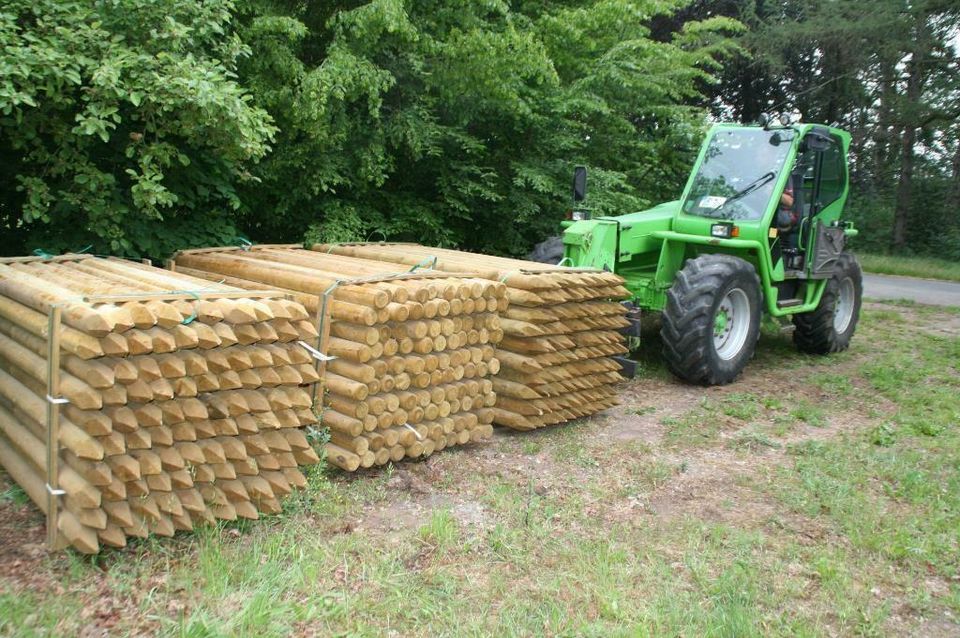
<box><xmin>660</xmin><ymin>254</ymin><xmax>761</xmax><ymax>385</ymax></box>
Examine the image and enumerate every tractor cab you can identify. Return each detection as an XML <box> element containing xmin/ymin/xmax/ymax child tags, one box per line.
<box><xmin>673</xmin><ymin>123</ymin><xmax>850</xmax><ymax>283</ymax></box>
<box><xmin>541</xmin><ymin>118</ymin><xmax>862</xmax><ymax>386</ymax></box>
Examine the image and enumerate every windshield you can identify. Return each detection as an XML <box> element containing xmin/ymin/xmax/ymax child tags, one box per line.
<box><xmin>681</xmin><ymin>129</ymin><xmax>793</xmax><ymax>221</ymax></box>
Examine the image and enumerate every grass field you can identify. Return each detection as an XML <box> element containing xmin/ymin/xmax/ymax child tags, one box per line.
<box><xmin>857</xmin><ymin>252</ymin><xmax>960</xmax><ymax>282</ymax></box>
<box><xmin>1</xmin><ymin>300</ymin><xmax>959</xmax><ymax>636</ymax></box>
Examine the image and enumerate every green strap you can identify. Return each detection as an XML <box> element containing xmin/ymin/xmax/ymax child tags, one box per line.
<box><xmin>31</xmin><ymin>248</ymin><xmax>54</xmax><ymax>260</ymax></box>
<box><xmin>309</xmin><ymin>279</ymin><xmax>343</xmax><ymax>408</ymax></box>
<box><xmin>555</xmin><ymin>257</ymin><xmax>573</xmax><ymax>267</ymax></box>
<box><xmin>177</xmin><ymin>290</ymin><xmax>201</xmax><ymax>324</ymax></box>
<box><xmin>409</xmin><ymin>256</ymin><xmax>437</xmax><ymax>272</ymax></box>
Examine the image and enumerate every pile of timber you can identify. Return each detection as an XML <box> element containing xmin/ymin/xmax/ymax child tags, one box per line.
<box><xmin>0</xmin><ymin>255</ymin><xmax>320</xmax><ymax>553</ymax></box>
<box><xmin>313</xmin><ymin>243</ymin><xmax>630</xmax><ymax>430</ymax></box>
<box><xmin>170</xmin><ymin>246</ymin><xmax>505</xmax><ymax>470</ymax></box>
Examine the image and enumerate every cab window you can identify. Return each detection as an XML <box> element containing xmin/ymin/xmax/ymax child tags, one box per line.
<box><xmin>816</xmin><ymin>140</ymin><xmax>845</xmax><ymax>208</ymax></box>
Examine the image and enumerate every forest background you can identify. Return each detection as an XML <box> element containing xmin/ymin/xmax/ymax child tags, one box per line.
<box><xmin>2</xmin><ymin>0</ymin><xmax>958</xmax><ymax>261</ymax></box>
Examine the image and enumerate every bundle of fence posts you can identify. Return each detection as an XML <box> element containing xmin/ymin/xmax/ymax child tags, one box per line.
<box><xmin>0</xmin><ymin>254</ymin><xmax>321</xmax><ymax>553</ymax></box>
<box><xmin>313</xmin><ymin>243</ymin><xmax>631</xmax><ymax>431</ymax></box>
<box><xmin>170</xmin><ymin>245</ymin><xmax>505</xmax><ymax>470</ymax></box>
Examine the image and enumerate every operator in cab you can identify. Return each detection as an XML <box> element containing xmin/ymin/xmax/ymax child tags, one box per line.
<box><xmin>776</xmin><ymin>182</ymin><xmax>798</xmax><ymax>233</ymax></box>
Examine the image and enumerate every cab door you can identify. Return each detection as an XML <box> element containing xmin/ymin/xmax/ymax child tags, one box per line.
<box><xmin>800</xmin><ymin>130</ymin><xmax>848</xmax><ymax>277</ymax></box>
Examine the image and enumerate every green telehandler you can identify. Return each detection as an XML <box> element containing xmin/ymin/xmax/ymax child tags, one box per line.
<box><xmin>531</xmin><ymin>116</ymin><xmax>863</xmax><ymax>385</ymax></box>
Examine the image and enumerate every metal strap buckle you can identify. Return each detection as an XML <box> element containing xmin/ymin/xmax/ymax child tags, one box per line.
<box><xmin>45</xmin><ymin>395</ymin><xmax>69</xmax><ymax>405</ymax></box>
<box><xmin>297</xmin><ymin>340</ymin><xmax>336</xmax><ymax>362</ymax></box>
<box><xmin>45</xmin><ymin>484</ymin><xmax>66</xmax><ymax>497</ymax></box>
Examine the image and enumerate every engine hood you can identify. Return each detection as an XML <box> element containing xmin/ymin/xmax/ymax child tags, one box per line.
<box><xmin>562</xmin><ymin>200</ymin><xmax>679</xmax><ymax>269</ymax></box>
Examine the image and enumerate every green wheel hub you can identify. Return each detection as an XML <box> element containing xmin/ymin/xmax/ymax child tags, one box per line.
<box><xmin>713</xmin><ymin>287</ymin><xmax>751</xmax><ymax>360</ymax></box>
<box><xmin>714</xmin><ymin>310</ymin><xmax>728</xmax><ymax>335</ymax></box>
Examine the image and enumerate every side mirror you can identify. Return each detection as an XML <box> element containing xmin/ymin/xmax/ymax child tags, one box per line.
<box><xmin>573</xmin><ymin>165</ymin><xmax>587</xmax><ymax>202</ymax></box>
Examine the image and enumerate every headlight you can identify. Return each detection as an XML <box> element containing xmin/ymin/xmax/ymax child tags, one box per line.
<box><xmin>711</xmin><ymin>223</ymin><xmax>739</xmax><ymax>238</ymax></box>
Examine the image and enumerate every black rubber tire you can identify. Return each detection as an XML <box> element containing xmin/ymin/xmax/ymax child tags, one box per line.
<box><xmin>661</xmin><ymin>255</ymin><xmax>763</xmax><ymax>385</ymax></box>
<box><xmin>793</xmin><ymin>253</ymin><xmax>862</xmax><ymax>354</ymax></box>
<box><xmin>527</xmin><ymin>236</ymin><xmax>564</xmax><ymax>264</ymax></box>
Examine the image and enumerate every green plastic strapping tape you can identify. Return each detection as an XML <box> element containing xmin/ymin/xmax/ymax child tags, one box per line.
<box><xmin>309</xmin><ymin>278</ymin><xmax>343</xmax><ymax>408</ymax></box>
<box><xmin>31</xmin><ymin>248</ymin><xmax>54</xmax><ymax>260</ymax></box>
<box><xmin>409</xmin><ymin>256</ymin><xmax>437</xmax><ymax>272</ymax></box>
<box><xmin>76</xmin><ymin>245</ymin><xmax>93</xmax><ymax>254</ymax></box>
<box><xmin>236</xmin><ymin>237</ymin><xmax>253</xmax><ymax>251</ymax></box>
<box><xmin>178</xmin><ymin>290</ymin><xmax>201</xmax><ymax>325</ymax></box>
<box><xmin>556</xmin><ymin>257</ymin><xmax>573</xmax><ymax>267</ymax></box>
<box><xmin>500</xmin><ymin>270</ymin><xmax>518</xmax><ymax>283</ymax></box>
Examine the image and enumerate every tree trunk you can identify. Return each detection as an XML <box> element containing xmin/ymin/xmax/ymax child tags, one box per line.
<box><xmin>891</xmin><ymin>124</ymin><xmax>916</xmax><ymax>251</ymax></box>
<box><xmin>952</xmin><ymin>133</ymin><xmax>960</xmax><ymax>205</ymax></box>
<box><xmin>872</xmin><ymin>58</ymin><xmax>898</xmax><ymax>196</ymax></box>
<box><xmin>890</xmin><ymin>13</ymin><xmax>928</xmax><ymax>253</ymax></box>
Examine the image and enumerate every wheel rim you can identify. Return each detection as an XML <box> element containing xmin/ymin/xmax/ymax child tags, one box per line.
<box><xmin>713</xmin><ymin>287</ymin><xmax>751</xmax><ymax>360</ymax></box>
<box><xmin>834</xmin><ymin>277</ymin><xmax>855</xmax><ymax>334</ymax></box>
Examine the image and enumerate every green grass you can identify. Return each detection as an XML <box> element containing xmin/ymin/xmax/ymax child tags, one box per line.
<box><xmin>1</xmin><ymin>303</ymin><xmax>959</xmax><ymax>636</ymax></box>
<box><xmin>0</xmin><ymin>483</ymin><xmax>28</xmax><ymax>506</ymax></box>
<box><xmin>857</xmin><ymin>252</ymin><xmax>960</xmax><ymax>282</ymax></box>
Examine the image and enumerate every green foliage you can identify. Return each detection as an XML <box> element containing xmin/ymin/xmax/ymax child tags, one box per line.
<box><xmin>0</xmin><ymin>0</ymin><xmax>956</xmax><ymax>261</ymax></box>
<box><xmin>234</xmin><ymin>0</ymin><xmax>741</xmax><ymax>255</ymax></box>
<box><xmin>0</xmin><ymin>0</ymin><xmax>275</xmax><ymax>258</ymax></box>
<box><xmin>699</xmin><ymin>0</ymin><xmax>960</xmax><ymax>259</ymax></box>
<box><xmin>0</xmin><ymin>1</ymin><xmax>741</xmax><ymax>260</ymax></box>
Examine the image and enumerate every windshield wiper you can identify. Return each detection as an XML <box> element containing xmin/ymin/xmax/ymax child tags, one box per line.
<box><xmin>703</xmin><ymin>171</ymin><xmax>776</xmax><ymax>218</ymax></box>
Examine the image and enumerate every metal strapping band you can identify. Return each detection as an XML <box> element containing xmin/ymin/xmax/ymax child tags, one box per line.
<box><xmin>402</xmin><ymin>423</ymin><xmax>424</xmax><ymax>441</ymax></box>
<box><xmin>45</xmin><ymin>395</ymin><xmax>69</xmax><ymax>405</ymax></box>
<box><xmin>298</xmin><ymin>340</ymin><xmax>336</xmax><ymax>362</ymax></box>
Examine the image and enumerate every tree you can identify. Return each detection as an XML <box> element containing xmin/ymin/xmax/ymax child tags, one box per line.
<box><xmin>0</xmin><ymin>0</ymin><xmax>275</xmax><ymax>258</ymax></box>
<box><xmin>704</xmin><ymin>0</ymin><xmax>960</xmax><ymax>256</ymax></box>
<box><xmin>234</xmin><ymin>0</ymin><xmax>741</xmax><ymax>256</ymax></box>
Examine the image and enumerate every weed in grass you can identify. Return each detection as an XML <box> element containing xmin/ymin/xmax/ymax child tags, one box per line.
<box><xmin>866</xmin><ymin>308</ymin><xmax>906</xmax><ymax>324</ymax></box>
<box><xmin>813</xmin><ymin>372</ymin><xmax>855</xmax><ymax>397</ymax></box>
<box><xmin>729</xmin><ymin>429</ymin><xmax>781</xmax><ymax>451</ymax></box>
<box><xmin>631</xmin><ymin>458</ymin><xmax>677</xmax><ymax>491</ymax></box>
<box><xmin>661</xmin><ymin>399</ymin><xmax>724</xmax><ymax>448</ymax></box>
<box><xmin>770</xmin><ymin>414</ymin><xmax>796</xmax><ymax>437</ymax></box>
<box><xmin>0</xmin><ymin>482</ymin><xmax>28</xmax><ymax>506</ymax></box>
<box><xmin>553</xmin><ymin>433</ymin><xmax>600</xmax><ymax>469</ymax></box>
<box><xmin>487</xmin><ymin>522</ymin><xmax>524</xmax><ymax>561</ymax></box>
<box><xmin>721</xmin><ymin>393</ymin><xmax>761</xmax><ymax>421</ymax></box>
<box><xmin>625</xmin><ymin>405</ymin><xmax>656</xmax><ymax>416</ymax></box>
<box><xmin>868</xmin><ymin>422</ymin><xmax>898</xmax><ymax>447</ymax></box>
<box><xmin>521</xmin><ymin>440</ymin><xmax>542</xmax><ymax>455</ymax></box>
<box><xmin>761</xmin><ymin>395</ymin><xmax>783</xmax><ymax>410</ymax></box>
<box><xmin>418</xmin><ymin>509</ymin><xmax>459</xmax><ymax>554</ymax></box>
<box><xmin>789</xmin><ymin>400</ymin><xmax>826</xmax><ymax>427</ymax></box>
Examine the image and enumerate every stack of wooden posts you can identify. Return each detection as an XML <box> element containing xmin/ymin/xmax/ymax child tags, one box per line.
<box><xmin>170</xmin><ymin>246</ymin><xmax>504</xmax><ymax>470</ymax></box>
<box><xmin>0</xmin><ymin>255</ymin><xmax>320</xmax><ymax>553</ymax></box>
<box><xmin>314</xmin><ymin>243</ymin><xmax>631</xmax><ymax>430</ymax></box>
